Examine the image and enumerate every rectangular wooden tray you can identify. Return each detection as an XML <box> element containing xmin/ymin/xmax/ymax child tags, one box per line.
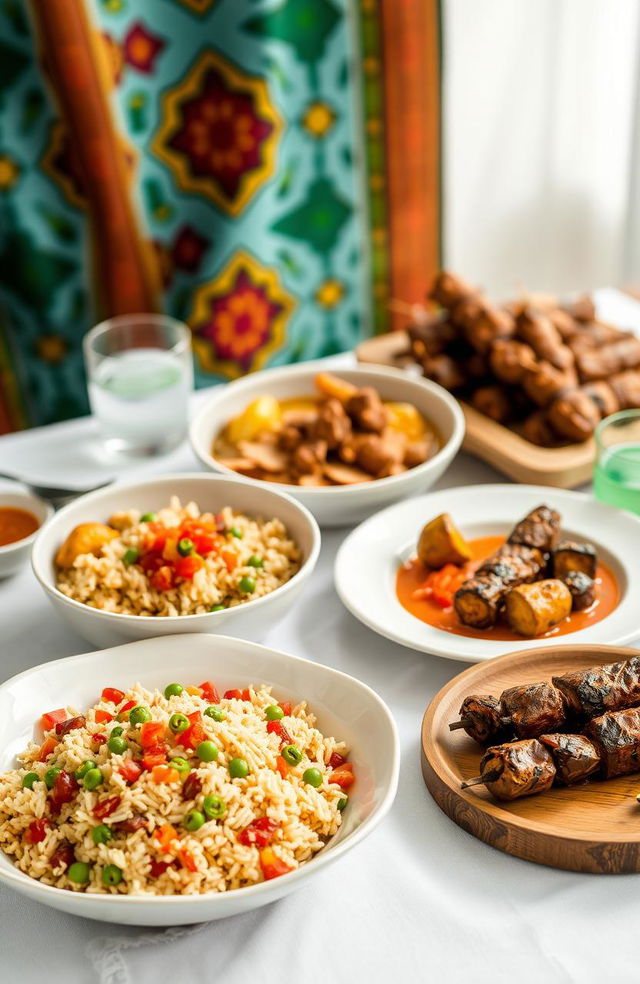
<box><xmin>356</xmin><ymin>331</ymin><xmax>594</xmax><ymax>488</ymax></box>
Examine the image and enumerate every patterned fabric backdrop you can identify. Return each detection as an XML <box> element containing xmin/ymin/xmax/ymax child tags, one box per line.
<box><xmin>0</xmin><ymin>0</ymin><xmax>440</xmax><ymax>432</ymax></box>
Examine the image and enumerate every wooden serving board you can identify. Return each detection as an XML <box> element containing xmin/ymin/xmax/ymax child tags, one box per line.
<box><xmin>356</xmin><ymin>331</ymin><xmax>595</xmax><ymax>488</ymax></box>
<box><xmin>421</xmin><ymin>643</ymin><xmax>640</xmax><ymax>873</ymax></box>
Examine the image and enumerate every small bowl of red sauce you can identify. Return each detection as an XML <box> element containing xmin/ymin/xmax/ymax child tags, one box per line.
<box><xmin>0</xmin><ymin>492</ymin><xmax>53</xmax><ymax>578</ymax></box>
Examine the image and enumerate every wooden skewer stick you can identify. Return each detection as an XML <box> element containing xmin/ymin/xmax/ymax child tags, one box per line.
<box><xmin>449</xmin><ymin>721</ymin><xmax>466</xmax><ymax>732</ymax></box>
<box><xmin>461</xmin><ymin>776</ymin><xmax>485</xmax><ymax>789</ymax></box>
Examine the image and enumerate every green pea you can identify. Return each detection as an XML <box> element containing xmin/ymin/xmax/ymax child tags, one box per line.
<box><xmin>129</xmin><ymin>705</ymin><xmax>151</xmax><ymax>725</ymax></box>
<box><xmin>83</xmin><ymin>768</ymin><xmax>104</xmax><ymax>791</ymax></box>
<box><xmin>169</xmin><ymin>713</ymin><xmax>189</xmax><ymax>734</ymax></box>
<box><xmin>102</xmin><ymin>864</ymin><xmax>123</xmax><ymax>887</ymax></box>
<box><xmin>107</xmin><ymin>735</ymin><xmax>128</xmax><ymax>755</ymax></box>
<box><xmin>195</xmin><ymin>740</ymin><xmax>218</xmax><ymax>762</ymax></box>
<box><xmin>210</xmin><ymin>604</ymin><xmax>226</xmax><ymax>613</ymax></box>
<box><xmin>164</xmin><ymin>683</ymin><xmax>183</xmax><ymax>699</ymax></box>
<box><xmin>238</xmin><ymin>576</ymin><xmax>256</xmax><ymax>594</ymax></box>
<box><xmin>75</xmin><ymin>760</ymin><xmax>96</xmax><ymax>780</ymax></box>
<box><xmin>281</xmin><ymin>745</ymin><xmax>302</xmax><ymax>767</ymax></box>
<box><xmin>265</xmin><ymin>705</ymin><xmax>284</xmax><ymax>722</ymax></box>
<box><xmin>44</xmin><ymin>766</ymin><xmax>61</xmax><ymax>790</ymax></box>
<box><xmin>123</xmin><ymin>547</ymin><xmax>139</xmax><ymax>566</ymax></box>
<box><xmin>169</xmin><ymin>756</ymin><xmax>190</xmax><ymax>774</ymax></box>
<box><xmin>204</xmin><ymin>706</ymin><xmax>226</xmax><ymax>722</ymax></box>
<box><xmin>228</xmin><ymin>757</ymin><xmax>249</xmax><ymax>779</ymax></box>
<box><xmin>183</xmin><ymin>809</ymin><xmax>205</xmax><ymax>831</ymax></box>
<box><xmin>229</xmin><ymin>527</ymin><xmax>243</xmax><ymax>539</ymax></box>
<box><xmin>110</xmin><ymin>726</ymin><xmax>124</xmax><ymax>738</ymax></box>
<box><xmin>303</xmin><ymin>767</ymin><xmax>323</xmax><ymax>788</ymax></box>
<box><xmin>22</xmin><ymin>772</ymin><xmax>39</xmax><ymax>789</ymax></box>
<box><xmin>140</xmin><ymin>512</ymin><xmax>157</xmax><ymax>523</ymax></box>
<box><xmin>68</xmin><ymin>861</ymin><xmax>91</xmax><ymax>885</ymax></box>
<box><xmin>202</xmin><ymin>795</ymin><xmax>226</xmax><ymax>820</ymax></box>
<box><xmin>337</xmin><ymin>796</ymin><xmax>349</xmax><ymax>811</ymax></box>
<box><xmin>91</xmin><ymin>824</ymin><xmax>113</xmax><ymax>846</ymax></box>
<box><xmin>247</xmin><ymin>554</ymin><xmax>264</xmax><ymax>568</ymax></box>
<box><xmin>177</xmin><ymin>538</ymin><xmax>194</xmax><ymax>557</ymax></box>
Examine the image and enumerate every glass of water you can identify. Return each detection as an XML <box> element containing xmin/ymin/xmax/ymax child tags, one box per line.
<box><xmin>84</xmin><ymin>314</ymin><xmax>193</xmax><ymax>457</ymax></box>
<box><xmin>593</xmin><ymin>409</ymin><xmax>640</xmax><ymax>514</ymax></box>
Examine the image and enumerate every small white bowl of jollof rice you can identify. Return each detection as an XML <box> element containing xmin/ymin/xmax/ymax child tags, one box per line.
<box><xmin>0</xmin><ymin>633</ymin><xmax>399</xmax><ymax>925</ymax></box>
<box><xmin>32</xmin><ymin>473</ymin><xmax>320</xmax><ymax>649</ymax></box>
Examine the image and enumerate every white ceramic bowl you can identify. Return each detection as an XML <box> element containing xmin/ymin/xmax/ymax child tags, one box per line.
<box><xmin>32</xmin><ymin>474</ymin><xmax>320</xmax><ymax>649</ymax></box>
<box><xmin>0</xmin><ymin>490</ymin><xmax>53</xmax><ymax>579</ymax></box>
<box><xmin>189</xmin><ymin>362</ymin><xmax>465</xmax><ymax>526</ymax></box>
<box><xmin>0</xmin><ymin>634</ymin><xmax>399</xmax><ymax>925</ymax></box>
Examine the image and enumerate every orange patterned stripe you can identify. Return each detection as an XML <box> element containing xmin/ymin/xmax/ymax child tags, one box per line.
<box><xmin>29</xmin><ymin>0</ymin><xmax>160</xmax><ymax>316</ymax></box>
<box><xmin>381</xmin><ymin>0</ymin><xmax>441</xmax><ymax>330</ymax></box>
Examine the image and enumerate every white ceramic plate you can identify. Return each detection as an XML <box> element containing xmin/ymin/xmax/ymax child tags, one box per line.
<box><xmin>0</xmin><ymin>634</ymin><xmax>399</xmax><ymax>925</ymax></box>
<box><xmin>334</xmin><ymin>484</ymin><xmax>640</xmax><ymax>663</ymax></box>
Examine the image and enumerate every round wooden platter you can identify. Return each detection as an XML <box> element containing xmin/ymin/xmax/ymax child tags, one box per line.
<box><xmin>421</xmin><ymin>643</ymin><xmax>640</xmax><ymax>873</ymax></box>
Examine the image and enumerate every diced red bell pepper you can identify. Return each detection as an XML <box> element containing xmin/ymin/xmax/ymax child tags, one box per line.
<box><xmin>118</xmin><ymin>759</ymin><xmax>143</xmax><ymax>784</ymax></box>
<box><xmin>101</xmin><ymin>687</ymin><xmax>125</xmax><ymax>704</ymax></box>
<box><xmin>94</xmin><ymin>709</ymin><xmax>114</xmax><ymax>724</ymax></box>
<box><xmin>180</xmin><ymin>721</ymin><xmax>205</xmax><ymax>751</ymax></box>
<box><xmin>199</xmin><ymin>680</ymin><xmax>220</xmax><ymax>704</ymax></box>
<box><xmin>220</xmin><ymin>548</ymin><xmax>238</xmax><ymax>572</ymax></box>
<box><xmin>149</xmin><ymin>857</ymin><xmax>172</xmax><ymax>877</ymax></box>
<box><xmin>153</xmin><ymin>823</ymin><xmax>177</xmax><ymax>854</ymax></box>
<box><xmin>278</xmin><ymin>701</ymin><xmax>292</xmax><ymax>716</ymax></box>
<box><xmin>181</xmin><ymin>520</ymin><xmax>219</xmax><ymax>556</ymax></box>
<box><xmin>141</xmin><ymin>751</ymin><xmax>167</xmax><ymax>771</ymax></box>
<box><xmin>224</xmin><ymin>689</ymin><xmax>250</xmax><ymax>701</ymax></box>
<box><xmin>50</xmin><ymin>771</ymin><xmax>79</xmax><ymax>813</ymax></box>
<box><xmin>37</xmin><ymin>736</ymin><xmax>58</xmax><ymax>761</ymax></box>
<box><xmin>328</xmin><ymin>752</ymin><xmax>346</xmax><ymax>769</ymax></box>
<box><xmin>151</xmin><ymin>565</ymin><xmax>174</xmax><ymax>592</ymax></box>
<box><xmin>237</xmin><ymin>817</ymin><xmax>279</xmax><ymax>848</ymax></box>
<box><xmin>93</xmin><ymin>796</ymin><xmax>122</xmax><ymax>820</ymax></box>
<box><xmin>139</xmin><ymin>550</ymin><xmax>164</xmax><ymax>574</ymax></box>
<box><xmin>275</xmin><ymin>755</ymin><xmax>289</xmax><ymax>780</ymax></box>
<box><xmin>55</xmin><ymin>715</ymin><xmax>86</xmax><ymax>737</ymax></box>
<box><xmin>178</xmin><ymin>847</ymin><xmax>198</xmax><ymax>872</ymax></box>
<box><xmin>329</xmin><ymin>763</ymin><xmax>355</xmax><ymax>789</ymax></box>
<box><xmin>117</xmin><ymin>699</ymin><xmax>136</xmax><ymax>721</ymax></box>
<box><xmin>92</xmin><ymin>733</ymin><xmax>107</xmax><ymax>746</ymax></box>
<box><xmin>140</xmin><ymin>721</ymin><xmax>166</xmax><ymax>749</ymax></box>
<box><xmin>50</xmin><ymin>842</ymin><xmax>75</xmax><ymax>871</ymax></box>
<box><xmin>266</xmin><ymin>720</ymin><xmax>292</xmax><ymax>745</ymax></box>
<box><xmin>143</xmin><ymin>524</ymin><xmax>168</xmax><ymax>553</ymax></box>
<box><xmin>259</xmin><ymin>847</ymin><xmax>293</xmax><ymax>881</ymax></box>
<box><xmin>40</xmin><ymin>708</ymin><xmax>67</xmax><ymax>731</ymax></box>
<box><xmin>24</xmin><ymin>818</ymin><xmax>50</xmax><ymax>845</ymax></box>
<box><xmin>174</xmin><ymin>554</ymin><xmax>204</xmax><ymax>580</ymax></box>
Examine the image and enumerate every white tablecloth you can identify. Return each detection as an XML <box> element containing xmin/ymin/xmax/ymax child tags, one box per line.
<box><xmin>3</xmin><ymin>303</ymin><xmax>640</xmax><ymax>984</ymax></box>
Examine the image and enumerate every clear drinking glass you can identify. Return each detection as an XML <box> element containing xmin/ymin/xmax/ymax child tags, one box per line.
<box><xmin>83</xmin><ymin>314</ymin><xmax>193</xmax><ymax>457</ymax></box>
<box><xmin>593</xmin><ymin>409</ymin><xmax>640</xmax><ymax>514</ymax></box>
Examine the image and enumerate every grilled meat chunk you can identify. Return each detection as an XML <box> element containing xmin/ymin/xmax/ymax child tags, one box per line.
<box><xmin>585</xmin><ymin>707</ymin><xmax>640</xmax><ymax>778</ymax></box>
<box><xmin>476</xmin><ymin>739</ymin><xmax>556</xmax><ymax>801</ymax></box>
<box><xmin>552</xmin><ymin>540</ymin><xmax>597</xmax><ymax>579</ymax></box>
<box><xmin>500</xmin><ymin>682</ymin><xmax>567</xmax><ymax>739</ymax></box>
<box><xmin>508</xmin><ymin>505</ymin><xmax>561</xmax><ymax>552</ymax></box>
<box><xmin>553</xmin><ymin>656</ymin><xmax>640</xmax><ymax>720</ymax></box>
<box><xmin>562</xmin><ymin>570</ymin><xmax>596</xmax><ymax>611</ymax></box>
<box><xmin>454</xmin><ymin>695</ymin><xmax>505</xmax><ymax>745</ymax></box>
<box><xmin>454</xmin><ymin>544</ymin><xmax>546</xmax><ymax>629</ymax></box>
<box><xmin>538</xmin><ymin>733</ymin><xmax>601</xmax><ymax>785</ymax></box>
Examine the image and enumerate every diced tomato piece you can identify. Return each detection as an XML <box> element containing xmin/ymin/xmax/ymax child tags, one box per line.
<box><xmin>180</xmin><ymin>721</ymin><xmax>205</xmax><ymax>750</ymax></box>
<box><xmin>152</xmin><ymin>765</ymin><xmax>180</xmax><ymax>784</ymax></box>
<box><xmin>24</xmin><ymin>818</ymin><xmax>50</xmax><ymax>845</ymax></box>
<box><xmin>259</xmin><ymin>847</ymin><xmax>293</xmax><ymax>881</ymax></box>
<box><xmin>140</xmin><ymin>721</ymin><xmax>165</xmax><ymax>749</ymax></box>
<box><xmin>328</xmin><ymin>752</ymin><xmax>346</xmax><ymax>769</ymax></box>
<box><xmin>224</xmin><ymin>689</ymin><xmax>250</xmax><ymax>701</ymax></box>
<box><xmin>329</xmin><ymin>763</ymin><xmax>355</xmax><ymax>789</ymax></box>
<box><xmin>153</xmin><ymin>823</ymin><xmax>177</xmax><ymax>854</ymax></box>
<box><xmin>101</xmin><ymin>687</ymin><xmax>125</xmax><ymax>704</ymax></box>
<box><xmin>37</xmin><ymin>736</ymin><xmax>58</xmax><ymax>761</ymax></box>
<box><xmin>278</xmin><ymin>701</ymin><xmax>292</xmax><ymax>716</ymax></box>
<box><xmin>199</xmin><ymin>681</ymin><xmax>220</xmax><ymax>704</ymax></box>
<box><xmin>118</xmin><ymin>759</ymin><xmax>143</xmax><ymax>783</ymax></box>
<box><xmin>275</xmin><ymin>755</ymin><xmax>289</xmax><ymax>780</ymax></box>
<box><xmin>94</xmin><ymin>709</ymin><xmax>114</xmax><ymax>724</ymax></box>
<box><xmin>238</xmin><ymin>817</ymin><xmax>279</xmax><ymax>848</ymax></box>
<box><xmin>180</xmin><ymin>520</ymin><xmax>219</xmax><ymax>556</ymax></box>
<box><xmin>40</xmin><ymin>709</ymin><xmax>67</xmax><ymax>731</ymax></box>
<box><xmin>149</xmin><ymin>857</ymin><xmax>172</xmax><ymax>877</ymax></box>
<box><xmin>182</xmin><ymin>773</ymin><xmax>202</xmax><ymax>800</ymax></box>
<box><xmin>178</xmin><ymin>847</ymin><xmax>198</xmax><ymax>872</ymax></box>
<box><xmin>139</xmin><ymin>550</ymin><xmax>164</xmax><ymax>574</ymax></box>
<box><xmin>93</xmin><ymin>796</ymin><xmax>122</xmax><ymax>820</ymax></box>
<box><xmin>266</xmin><ymin>720</ymin><xmax>292</xmax><ymax>745</ymax></box>
<box><xmin>141</xmin><ymin>751</ymin><xmax>167</xmax><ymax>771</ymax></box>
<box><xmin>151</xmin><ymin>565</ymin><xmax>174</xmax><ymax>592</ymax></box>
<box><xmin>50</xmin><ymin>842</ymin><xmax>75</xmax><ymax>871</ymax></box>
<box><xmin>92</xmin><ymin>733</ymin><xmax>107</xmax><ymax>746</ymax></box>
<box><xmin>50</xmin><ymin>771</ymin><xmax>79</xmax><ymax>813</ymax></box>
<box><xmin>55</xmin><ymin>715</ymin><xmax>86</xmax><ymax>737</ymax></box>
<box><xmin>174</xmin><ymin>554</ymin><xmax>204</xmax><ymax>580</ymax></box>
<box><xmin>144</xmin><ymin>524</ymin><xmax>168</xmax><ymax>553</ymax></box>
<box><xmin>220</xmin><ymin>548</ymin><xmax>238</xmax><ymax>572</ymax></box>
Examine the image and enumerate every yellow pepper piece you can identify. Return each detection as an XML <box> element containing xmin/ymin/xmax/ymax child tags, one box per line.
<box><xmin>227</xmin><ymin>395</ymin><xmax>282</xmax><ymax>444</ymax></box>
<box><xmin>385</xmin><ymin>402</ymin><xmax>428</xmax><ymax>441</ymax></box>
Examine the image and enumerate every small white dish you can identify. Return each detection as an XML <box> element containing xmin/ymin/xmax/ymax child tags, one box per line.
<box><xmin>0</xmin><ymin>634</ymin><xmax>399</xmax><ymax>925</ymax></box>
<box><xmin>0</xmin><ymin>489</ymin><xmax>53</xmax><ymax>579</ymax></box>
<box><xmin>32</xmin><ymin>473</ymin><xmax>320</xmax><ymax>649</ymax></box>
<box><xmin>189</xmin><ymin>361</ymin><xmax>465</xmax><ymax>527</ymax></box>
<box><xmin>334</xmin><ymin>484</ymin><xmax>640</xmax><ymax>663</ymax></box>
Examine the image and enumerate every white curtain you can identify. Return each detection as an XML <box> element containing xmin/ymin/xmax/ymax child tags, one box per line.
<box><xmin>443</xmin><ymin>0</ymin><xmax>640</xmax><ymax>298</ymax></box>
